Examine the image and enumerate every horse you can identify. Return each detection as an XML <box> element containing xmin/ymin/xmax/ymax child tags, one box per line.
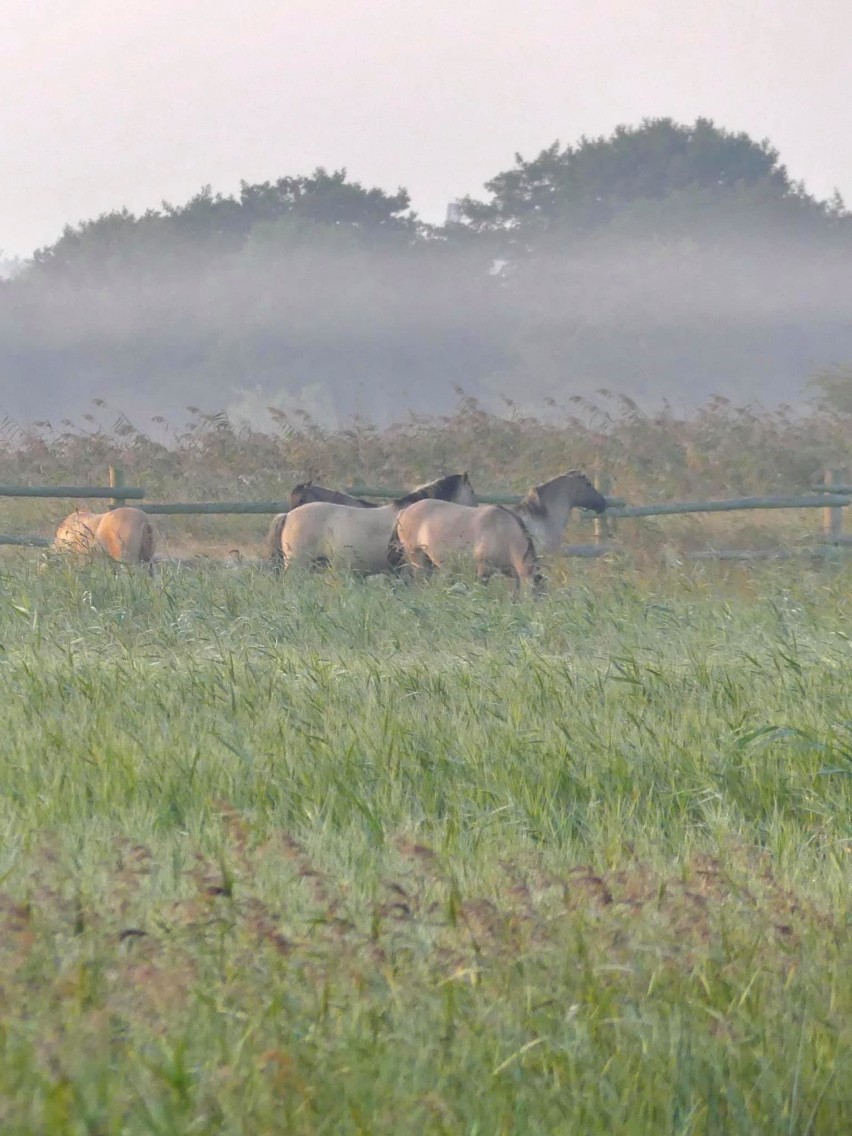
<box><xmin>267</xmin><ymin>473</ymin><xmax>476</xmax><ymax>574</ymax></box>
<box><xmin>289</xmin><ymin>481</ymin><xmax>379</xmax><ymax>509</ymax></box>
<box><xmin>390</xmin><ymin>470</ymin><xmax>606</xmax><ymax>592</ymax></box>
<box><xmin>52</xmin><ymin>506</ymin><xmax>155</xmax><ymax>566</ymax></box>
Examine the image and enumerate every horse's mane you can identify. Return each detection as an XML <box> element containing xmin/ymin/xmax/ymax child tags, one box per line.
<box><xmin>394</xmin><ymin>472</ymin><xmax>468</xmax><ymax>507</ymax></box>
<box><xmin>289</xmin><ymin>481</ymin><xmax>377</xmax><ymax>508</ymax></box>
<box><xmin>516</xmin><ymin>488</ymin><xmax>547</xmax><ymax>518</ymax></box>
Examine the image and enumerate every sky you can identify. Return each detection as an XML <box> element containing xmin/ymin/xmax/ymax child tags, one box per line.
<box><xmin>2</xmin><ymin>0</ymin><xmax>851</xmax><ymax>258</ymax></box>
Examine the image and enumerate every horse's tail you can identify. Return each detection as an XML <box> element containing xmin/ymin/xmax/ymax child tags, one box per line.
<box><xmin>513</xmin><ymin>513</ymin><xmax>542</xmax><ymax>588</ymax></box>
<box><xmin>139</xmin><ymin>515</ymin><xmax>155</xmax><ymax>564</ymax></box>
<box><xmin>387</xmin><ymin>513</ymin><xmax>406</xmax><ymax>570</ymax></box>
<box><xmin>266</xmin><ymin>512</ymin><xmax>288</xmax><ymax>571</ymax></box>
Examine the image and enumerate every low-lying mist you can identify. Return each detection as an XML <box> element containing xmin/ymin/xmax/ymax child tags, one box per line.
<box><xmin>1</xmin><ymin>225</ymin><xmax>849</xmax><ymax>432</ymax></box>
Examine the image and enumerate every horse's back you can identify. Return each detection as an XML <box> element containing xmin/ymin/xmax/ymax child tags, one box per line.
<box><xmin>398</xmin><ymin>500</ymin><xmax>496</xmax><ymax>549</ymax></box>
<box><xmin>283</xmin><ymin>501</ymin><xmax>396</xmax><ymax>571</ymax></box>
<box><xmin>397</xmin><ymin>500</ymin><xmax>532</xmax><ymax>577</ymax></box>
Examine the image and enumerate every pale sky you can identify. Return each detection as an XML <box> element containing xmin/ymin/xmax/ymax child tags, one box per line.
<box><xmin>2</xmin><ymin>0</ymin><xmax>850</xmax><ymax>257</ymax></box>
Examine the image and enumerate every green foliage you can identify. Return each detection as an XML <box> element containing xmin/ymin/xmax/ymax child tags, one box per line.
<box><xmin>0</xmin><ymin>560</ymin><xmax>848</xmax><ymax>1132</ymax></box>
<box><xmin>460</xmin><ymin>117</ymin><xmax>840</xmax><ymax>240</ymax></box>
<box><xmin>27</xmin><ymin>169</ymin><xmax>418</xmax><ymax>282</ymax></box>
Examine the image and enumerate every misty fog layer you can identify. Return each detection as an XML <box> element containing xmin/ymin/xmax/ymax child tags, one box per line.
<box><xmin>2</xmin><ymin>122</ymin><xmax>851</xmax><ymax>429</ymax></box>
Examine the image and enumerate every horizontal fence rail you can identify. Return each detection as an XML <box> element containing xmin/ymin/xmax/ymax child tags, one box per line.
<box><xmin>0</xmin><ymin>485</ymin><xmax>144</xmax><ymax>499</ymax></box>
<box><xmin>0</xmin><ymin>534</ymin><xmax>51</xmax><ymax>547</ymax></box>
<box><xmin>3</xmin><ymin>466</ymin><xmax>852</xmax><ymax>557</ymax></box>
<box><xmin>140</xmin><ymin>501</ymin><xmax>289</xmax><ymax>515</ymax></box>
<box><xmin>606</xmin><ymin>494</ymin><xmax>852</xmax><ymax>518</ymax></box>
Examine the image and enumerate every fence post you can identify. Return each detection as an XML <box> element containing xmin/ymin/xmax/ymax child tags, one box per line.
<box><xmin>823</xmin><ymin>468</ymin><xmax>846</xmax><ymax>542</ymax></box>
<box><xmin>594</xmin><ymin>472</ymin><xmax>613</xmax><ymax>544</ymax></box>
<box><xmin>108</xmin><ymin>466</ymin><xmax>126</xmax><ymax>510</ymax></box>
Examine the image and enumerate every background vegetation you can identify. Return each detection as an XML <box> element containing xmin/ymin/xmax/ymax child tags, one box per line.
<box><xmin>3</xmin><ymin>389</ymin><xmax>852</xmax><ymax>557</ymax></box>
<box><xmin>2</xmin><ymin>118</ymin><xmax>851</xmax><ymax>426</ymax></box>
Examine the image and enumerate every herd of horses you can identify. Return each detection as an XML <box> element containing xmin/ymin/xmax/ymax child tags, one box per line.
<box><xmin>49</xmin><ymin>469</ymin><xmax>607</xmax><ymax>591</ymax></box>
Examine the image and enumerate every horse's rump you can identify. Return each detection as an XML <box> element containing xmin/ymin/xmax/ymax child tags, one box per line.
<box><xmin>395</xmin><ymin>500</ymin><xmax>539</xmax><ymax>585</ymax></box>
<box><xmin>54</xmin><ymin>511</ymin><xmax>100</xmax><ymax>555</ymax></box>
<box><xmin>282</xmin><ymin>501</ymin><xmax>398</xmax><ymax>573</ymax></box>
<box><xmin>93</xmin><ymin>508</ymin><xmax>155</xmax><ymax>563</ymax></box>
<box><xmin>266</xmin><ymin>513</ymin><xmax>288</xmax><ymax>568</ymax></box>
<box><xmin>53</xmin><ymin>507</ymin><xmax>154</xmax><ymax>565</ymax></box>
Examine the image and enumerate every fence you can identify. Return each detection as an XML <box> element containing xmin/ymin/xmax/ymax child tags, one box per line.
<box><xmin>1</xmin><ymin>466</ymin><xmax>851</xmax><ymax>557</ymax></box>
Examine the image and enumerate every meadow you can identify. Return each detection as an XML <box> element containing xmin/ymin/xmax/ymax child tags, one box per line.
<box><xmin>0</xmin><ymin>551</ymin><xmax>848</xmax><ymax>1135</ymax></box>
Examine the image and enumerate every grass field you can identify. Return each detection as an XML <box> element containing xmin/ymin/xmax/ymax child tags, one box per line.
<box><xmin>0</xmin><ymin>554</ymin><xmax>849</xmax><ymax>1134</ymax></box>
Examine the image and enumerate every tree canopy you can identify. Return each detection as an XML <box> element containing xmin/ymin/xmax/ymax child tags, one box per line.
<box><xmin>461</xmin><ymin>118</ymin><xmax>845</xmax><ymax>244</ymax></box>
<box><xmin>2</xmin><ymin>119</ymin><xmax>850</xmax><ymax>426</ymax></box>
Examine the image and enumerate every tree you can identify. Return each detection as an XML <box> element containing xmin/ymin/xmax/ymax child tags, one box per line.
<box><xmin>29</xmin><ymin>168</ymin><xmax>421</xmax><ymax>281</ymax></box>
<box><xmin>459</xmin><ymin>118</ymin><xmax>838</xmax><ymax>242</ymax></box>
<box><xmin>238</xmin><ymin>168</ymin><xmax>418</xmax><ymax>238</ymax></box>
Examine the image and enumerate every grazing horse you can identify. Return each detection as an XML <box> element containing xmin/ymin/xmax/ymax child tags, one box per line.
<box><xmin>53</xmin><ymin>507</ymin><xmax>155</xmax><ymax>566</ymax></box>
<box><xmin>267</xmin><ymin>473</ymin><xmax>476</xmax><ymax>574</ymax></box>
<box><xmin>390</xmin><ymin>470</ymin><xmax>606</xmax><ymax>591</ymax></box>
<box><xmin>289</xmin><ymin>481</ymin><xmax>379</xmax><ymax>509</ymax></box>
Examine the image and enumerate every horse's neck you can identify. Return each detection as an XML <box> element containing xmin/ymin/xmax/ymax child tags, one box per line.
<box><xmin>516</xmin><ymin>500</ymin><xmax>572</xmax><ymax>554</ymax></box>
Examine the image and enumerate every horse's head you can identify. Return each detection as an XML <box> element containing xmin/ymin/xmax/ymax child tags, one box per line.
<box><xmin>562</xmin><ymin>470</ymin><xmax>608</xmax><ymax>513</ymax></box>
<box><xmin>527</xmin><ymin>471</ymin><xmax>607</xmax><ymax>516</ymax></box>
<box><xmin>289</xmin><ymin>480</ymin><xmax>315</xmax><ymax>508</ymax></box>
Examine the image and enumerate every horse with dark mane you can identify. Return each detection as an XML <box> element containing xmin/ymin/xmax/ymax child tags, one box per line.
<box><xmin>390</xmin><ymin>470</ymin><xmax>606</xmax><ymax>592</ymax></box>
<box><xmin>268</xmin><ymin>473</ymin><xmax>476</xmax><ymax>574</ymax></box>
<box><xmin>289</xmin><ymin>481</ymin><xmax>379</xmax><ymax>509</ymax></box>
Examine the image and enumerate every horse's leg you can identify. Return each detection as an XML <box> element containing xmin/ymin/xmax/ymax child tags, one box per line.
<box><xmin>410</xmin><ymin>547</ymin><xmax>436</xmax><ymax>582</ymax></box>
<box><xmin>514</xmin><ymin>544</ymin><xmax>544</xmax><ymax>598</ymax></box>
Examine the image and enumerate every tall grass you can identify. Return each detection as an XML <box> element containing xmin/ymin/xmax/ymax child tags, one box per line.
<box><xmin>2</xmin><ymin>392</ymin><xmax>851</xmax><ymax>505</ymax></box>
<box><xmin>0</xmin><ymin>557</ymin><xmax>848</xmax><ymax>1132</ymax></box>
<box><xmin>3</xmin><ymin>393</ymin><xmax>851</xmax><ymax>559</ymax></box>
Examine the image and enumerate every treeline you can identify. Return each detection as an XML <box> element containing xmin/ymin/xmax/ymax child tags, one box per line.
<box><xmin>2</xmin><ymin>118</ymin><xmax>851</xmax><ymax>427</ymax></box>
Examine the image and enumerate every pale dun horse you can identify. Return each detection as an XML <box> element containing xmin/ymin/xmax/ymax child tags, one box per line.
<box><xmin>53</xmin><ymin>507</ymin><xmax>155</xmax><ymax>567</ymax></box>
<box><xmin>390</xmin><ymin>470</ymin><xmax>607</xmax><ymax>592</ymax></box>
<box><xmin>267</xmin><ymin>473</ymin><xmax>476</xmax><ymax>574</ymax></box>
